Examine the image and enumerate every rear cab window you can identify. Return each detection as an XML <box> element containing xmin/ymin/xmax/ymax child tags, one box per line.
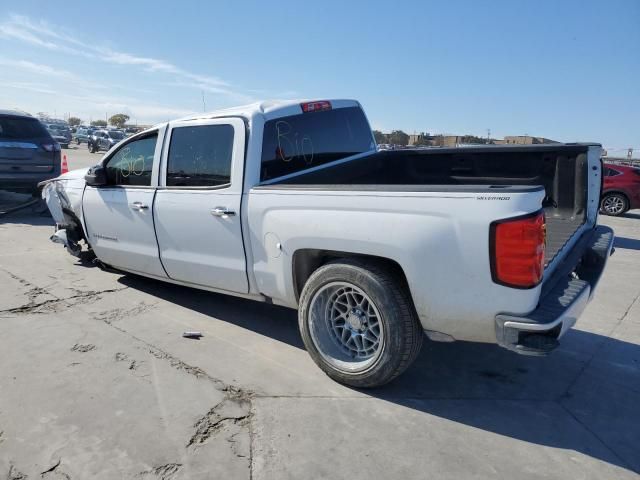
<box><xmin>260</xmin><ymin>105</ymin><xmax>374</xmax><ymax>182</ymax></box>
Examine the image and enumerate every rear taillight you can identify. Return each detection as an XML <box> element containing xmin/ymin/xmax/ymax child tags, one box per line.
<box><xmin>300</xmin><ymin>101</ymin><xmax>332</xmax><ymax>113</ymax></box>
<box><xmin>42</xmin><ymin>143</ymin><xmax>61</xmax><ymax>152</ymax></box>
<box><xmin>490</xmin><ymin>210</ymin><xmax>546</xmax><ymax>289</ymax></box>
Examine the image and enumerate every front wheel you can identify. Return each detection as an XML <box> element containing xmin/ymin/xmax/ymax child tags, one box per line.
<box><xmin>298</xmin><ymin>259</ymin><xmax>423</xmax><ymax>388</ymax></box>
<box><xmin>600</xmin><ymin>193</ymin><xmax>628</xmax><ymax>216</ymax></box>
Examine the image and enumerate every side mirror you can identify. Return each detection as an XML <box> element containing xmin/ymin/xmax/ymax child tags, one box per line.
<box><xmin>85</xmin><ymin>165</ymin><xmax>107</xmax><ymax>186</ymax></box>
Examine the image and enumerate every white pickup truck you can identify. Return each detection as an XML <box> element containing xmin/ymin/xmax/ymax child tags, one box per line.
<box><xmin>41</xmin><ymin>99</ymin><xmax>614</xmax><ymax>387</ymax></box>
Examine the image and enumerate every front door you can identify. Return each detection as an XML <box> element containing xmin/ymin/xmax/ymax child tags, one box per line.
<box><xmin>153</xmin><ymin>118</ymin><xmax>248</xmax><ymax>293</ymax></box>
<box><xmin>83</xmin><ymin>127</ymin><xmax>167</xmax><ymax>277</ymax></box>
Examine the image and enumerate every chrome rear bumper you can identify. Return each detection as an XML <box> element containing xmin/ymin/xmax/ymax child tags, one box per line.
<box><xmin>495</xmin><ymin>225</ymin><xmax>614</xmax><ymax>356</ymax></box>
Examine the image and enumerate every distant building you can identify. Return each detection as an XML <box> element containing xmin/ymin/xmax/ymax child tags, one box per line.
<box><xmin>503</xmin><ymin>135</ymin><xmax>559</xmax><ymax>145</ymax></box>
<box><xmin>407</xmin><ymin>134</ymin><xmax>430</xmax><ymax>146</ymax></box>
<box><xmin>431</xmin><ymin>135</ymin><xmax>481</xmax><ymax>147</ymax></box>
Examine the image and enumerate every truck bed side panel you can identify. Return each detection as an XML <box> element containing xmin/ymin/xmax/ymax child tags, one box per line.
<box><xmin>247</xmin><ymin>187</ymin><xmax>545</xmax><ymax>343</ymax></box>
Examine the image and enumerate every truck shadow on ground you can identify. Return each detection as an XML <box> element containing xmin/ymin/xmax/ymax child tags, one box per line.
<box><xmin>119</xmin><ymin>273</ymin><xmax>639</xmax><ymax>475</ymax></box>
<box><xmin>614</xmin><ymin>236</ymin><xmax>640</xmax><ymax>251</ymax></box>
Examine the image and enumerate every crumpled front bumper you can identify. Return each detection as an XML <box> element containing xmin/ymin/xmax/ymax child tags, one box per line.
<box><xmin>495</xmin><ymin>225</ymin><xmax>614</xmax><ymax>356</ymax></box>
<box><xmin>41</xmin><ymin>181</ymin><xmax>83</xmax><ymax>256</ymax></box>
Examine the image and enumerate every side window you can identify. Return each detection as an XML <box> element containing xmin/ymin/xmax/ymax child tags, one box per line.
<box><xmin>105</xmin><ymin>134</ymin><xmax>157</xmax><ymax>186</ymax></box>
<box><xmin>166</xmin><ymin>124</ymin><xmax>234</xmax><ymax>187</ymax></box>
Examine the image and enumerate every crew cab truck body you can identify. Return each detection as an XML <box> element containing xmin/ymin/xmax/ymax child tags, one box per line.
<box><xmin>41</xmin><ymin>99</ymin><xmax>614</xmax><ymax>387</ymax></box>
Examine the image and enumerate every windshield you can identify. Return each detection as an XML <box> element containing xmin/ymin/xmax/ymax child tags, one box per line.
<box><xmin>0</xmin><ymin>116</ymin><xmax>50</xmax><ymax>140</ymax></box>
<box><xmin>109</xmin><ymin>131</ymin><xmax>124</xmax><ymax>139</ymax></box>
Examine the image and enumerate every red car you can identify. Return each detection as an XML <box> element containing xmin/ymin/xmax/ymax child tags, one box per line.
<box><xmin>600</xmin><ymin>163</ymin><xmax>640</xmax><ymax>216</ymax></box>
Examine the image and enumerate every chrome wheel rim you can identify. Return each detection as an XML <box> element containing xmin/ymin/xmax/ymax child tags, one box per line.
<box><xmin>603</xmin><ymin>195</ymin><xmax>625</xmax><ymax>215</ymax></box>
<box><xmin>308</xmin><ymin>282</ymin><xmax>384</xmax><ymax>373</ymax></box>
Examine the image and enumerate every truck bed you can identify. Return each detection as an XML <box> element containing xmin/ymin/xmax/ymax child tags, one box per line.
<box><xmin>267</xmin><ymin>144</ymin><xmax>597</xmax><ymax>272</ymax></box>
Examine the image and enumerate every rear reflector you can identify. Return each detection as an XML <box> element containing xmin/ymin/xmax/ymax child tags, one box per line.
<box><xmin>300</xmin><ymin>101</ymin><xmax>332</xmax><ymax>113</ymax></box>
<box><xmin>490</xmin><ymin>210</ymin><xmax>546</xmax><ymax>289</ymax></box>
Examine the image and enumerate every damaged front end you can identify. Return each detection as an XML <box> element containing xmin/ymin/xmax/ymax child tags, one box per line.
<box><xmin>40</xmin><ymin>179</ymin><xmax>89</xmax><ymax>258</ymax></box>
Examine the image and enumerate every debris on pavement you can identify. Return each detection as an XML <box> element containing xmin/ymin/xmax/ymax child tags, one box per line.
<box><xmin>182</xmin><ymin>331</ymin><xmax>203</xmax><ymax>339</ymax></box>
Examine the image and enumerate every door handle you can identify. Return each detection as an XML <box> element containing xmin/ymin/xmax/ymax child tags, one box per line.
<box><xmin>211</xmin><ymin>207</ymin><xmax>235</xmax><ymax>217</ymax></box>
<box><xmin>130</xmin><ymin>202</ymin><xmax>149</xmax><ymax>211</ymax></box>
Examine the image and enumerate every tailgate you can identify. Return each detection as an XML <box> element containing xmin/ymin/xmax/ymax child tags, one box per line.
<box><xmin>0</xmin><ymin>141</ymin><xmax>54</xmax><ymax>174</ymax></box>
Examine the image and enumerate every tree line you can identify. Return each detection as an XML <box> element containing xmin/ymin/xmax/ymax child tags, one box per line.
<box><xmin>65</xmin><ymin>114</ymin><xmax>131</xmax><ymax>128</ymax></box>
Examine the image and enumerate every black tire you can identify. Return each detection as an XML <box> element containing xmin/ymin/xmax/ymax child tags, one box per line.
<box><xmin>76</xmin><ymin>138</ymin><xmax>81</xmax><ymax>145</ymax></box>
<box><xmin>298</xmin><ymin>258</ymin><xmax>423</xmax><ymax>388</ymax></box>
<box><xmin>600</xmin><ymin>192</ymin><xmax>629</xmax><ymax>216</ymax></box>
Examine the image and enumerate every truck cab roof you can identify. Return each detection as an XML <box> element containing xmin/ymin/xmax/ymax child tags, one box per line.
<box><xmin>175</xmin><ymin>99</ymin><xmax>362</xmax><ymax>123</ymax></box>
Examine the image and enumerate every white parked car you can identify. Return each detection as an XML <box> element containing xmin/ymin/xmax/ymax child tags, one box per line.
<box><xmin>40</xmin><ymin>99</ymin><xmax>613</xmax><ymax>387</ymax></box>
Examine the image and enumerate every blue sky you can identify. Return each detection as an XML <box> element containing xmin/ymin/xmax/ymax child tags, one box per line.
<box><xmin>0</xmin><ymin>0</ymin><xmax>638</xmax><ymax>155</ymax></box>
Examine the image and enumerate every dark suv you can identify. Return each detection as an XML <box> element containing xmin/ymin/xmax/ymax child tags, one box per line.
<box><xmin>88</xmin><ymin>129</ymin><xmax>126</xmax><ymax>153</ymax></box>
<box><xmin>0</xmin><ymin>110</ymin><xmax>61</xmax><ymax>194</ymax></box>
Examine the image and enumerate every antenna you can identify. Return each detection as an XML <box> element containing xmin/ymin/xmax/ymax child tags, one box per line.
<box><xmin>202</xmin><ymin>91</ymin><xmax>206</xmax><ymax>112</ymax></box>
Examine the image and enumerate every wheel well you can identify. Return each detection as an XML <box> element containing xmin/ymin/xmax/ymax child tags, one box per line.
<box><xmin>601</xmin><ymin>190</ymin><xmax>630</xmax><ymax>204</ymax></box>
<box><xmin>292</xmin><ymin>249</ymin><xmax>410</xmax><ymax>301</ymax></box>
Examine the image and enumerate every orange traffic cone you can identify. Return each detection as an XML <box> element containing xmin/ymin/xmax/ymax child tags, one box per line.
<box><xmin>61</xmin><ymin>154</ymin><xmax>69</xmax><ymax>174</ymax></box>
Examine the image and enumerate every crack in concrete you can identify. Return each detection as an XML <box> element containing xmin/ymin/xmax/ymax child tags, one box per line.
<box><xmin>40</xmin><ymin>457</ymin><xmax>70</xmax><ymax>479</ymax></box>
<box><xmin>3</xmin><ymin>262</ymin><xmax>255</xmax><ymax>476</ymax></box>
<box><xmin>93</xmin><ymin>302</ymin><xmax>156</xmax><ymax>325</ymax></box>
<box><xmin>70</xmin><ymin>343</ymin><xmax>96</xmax><ymax>353</ymax></box>
<box><xmin>40</xmin><ymin>458</ymin><xmax>61</xmax><ymax>475</ymax></box>
<box><xmin>554</xmin><ymin>288</ymin><xmax>640</xmax><ymax>473</ymax></box>
<box><xmin>88</xmin><ymin>301</ymin><xmax>255</xmax><ymax>474</ymax></box>
<box><xmin>559</xmin><ymin>402</ymin><xmax>634</xmax><ymax>473</ymax></box>
<box><xmin>560</xmin><ymin>288</ymin><xmax>640</xmax><ymax>402</ymax></box>
<box><xmin>227</xmin><ymin>431</ymin><xmax>248</xmax><ymax>458</ymax></box>
<box><xmin>0</xmin><ymin>287</ymin><xmax>128</xmax><ymax>317</ymax></box>
<box><xmin>137</xmin><ymin>463</ymin><xmax>182</xmax><ymax>479</ymax></box>
<box><xmin>7</xmin><ymin>464</ymin><xmax>27</xmax><ymax>480</ymax></box>
<box><xmin>186</xmin><ymin>398</ymin><xmax>251</xmax><ymax>448</ymax></box>
<box><xmin>115</xmin><ymin>352</ymin><xmax>129</xmax><ymax>362</ymax></box>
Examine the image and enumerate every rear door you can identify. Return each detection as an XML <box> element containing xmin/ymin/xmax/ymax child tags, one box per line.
<box><xmin>83</xmin><ymin>127</ymin><xmax>167</xmax><ymax>277</ymax></box>
<box><xmin>153</xmin><ymin>117</ymin><xmax>248</xmax><ymax>293</ymax></box>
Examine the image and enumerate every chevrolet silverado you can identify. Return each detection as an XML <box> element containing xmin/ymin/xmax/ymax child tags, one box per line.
<box><xmin>40</xmin><ymin>99</ymin><xmax>614</xmax><ymax>387</ymax></box>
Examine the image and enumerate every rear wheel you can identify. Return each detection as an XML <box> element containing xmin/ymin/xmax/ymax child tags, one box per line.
<box><xmin>298</xmin><ymin>259</ymin><xmax>423</xmax><ymax>388</ymax></box>
<box><xmin>600</xmin><ymin>193</ymin><xmax>628</xmax><ymax>216</ymax></box>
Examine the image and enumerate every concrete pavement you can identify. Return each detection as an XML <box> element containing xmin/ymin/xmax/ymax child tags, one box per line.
<box><xmin>0</xmin><ymin>209</ymin><xmax>639</xmax><ymax>479</ymax></box>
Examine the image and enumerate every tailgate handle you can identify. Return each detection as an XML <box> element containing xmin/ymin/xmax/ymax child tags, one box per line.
<box><xmin>130</xmin><ymin>202</ymin><xmax>149</xmax><ymax>211</ymax></box>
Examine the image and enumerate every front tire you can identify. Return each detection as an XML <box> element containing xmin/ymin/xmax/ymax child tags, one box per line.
<box><xmin>298</xmin><ymin>259</ymin><xmax>423</xmax><ymax>388</ymax></box>
<box><xmin>600</xmin><ymin>193</ymin><xmax>628</xmax><ymax>216</ymax></box>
